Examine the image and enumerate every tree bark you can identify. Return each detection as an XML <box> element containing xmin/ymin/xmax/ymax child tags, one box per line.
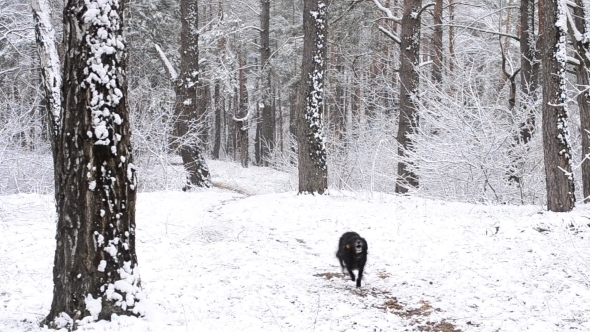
<box><xmin>448</xmin><ymin>0</ymin><xmax>455</xmax><ymax>73</ymax></box>
<box><xmin>44</xmin><ymin>0</ymin><xmax>144</xmax><ymax>327</ymax></box>
<box><xmin>519</xmin><ymin>0</ymin><xmax>539</xmax><ymax>144</ymax></box>
<box><xmin>539</xmin><ymin>0</ymin><xmax>575</xmax><ymax>212</ymax></box>
<box><xmin>213</xmin><ymin>82</ymin><xmax>222</xmax><ymax>159</ymax></box>
<box><xmin>175</xmin><ymin>0</ymin><xmax>211</xmax><ymax>189</ymax></box>
<box><xmin>432</xmin><ymin>0</ymin><xmax>443</xmax><ymax>84</ymax></box>
<box><xmin>298</xmin><ymin>0</ymin><xmax>328</xmax><ymax>194</ymax></box>
<box><xmin>260</xmin><ymin>0</ymin><xmax>274</xmax><ymax>166</ymax></box>
<box><xmin>572</xmin><ymin>0</ymin><xmax>590</xmax><ymax>203</ymax></box>
<box><xmin>237</xmin><ymin>50</ymin><xmax>249</xmax><ymax>168</ymax></box>
<box><xmin>395</xmin><ymin>0</ymin><xmax>422</xmax><ymax>194</ymax></box>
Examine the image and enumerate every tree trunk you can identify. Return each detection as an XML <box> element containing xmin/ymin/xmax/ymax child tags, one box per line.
<box><xmin>298</xmin><ymin>0</ymin><xmax>328</xmax><ymax>194</ymax></box>
<box><xmin>448</xmin><ymin>0</ymin><xmax>455</xmax><ymax>73</ymax></box>
<box><xmin>260</xmin><ymin>0</ymin><xmax>274</xmax><ymax>166</ymax></box>
<box><xmin>573</xmin><ymin>1</ymin><xmax>590</xmax><ymax>203</ymax></box>
<box><xmin>237</xmin><ymin>51</ymin><xmax>249</xmax><ymax>168</ymax></box>
<box><xmin>539</xmin><ymin>0</ymin><xmax>575</xmax><ymax>212</ymax></box>
<box><xmin>519</xmin><ymin>0</ymin><xmax>539</xmax><ymax>144</ymax></box>
<box><xmin>175</xmin><ymin>0</ymin><xmax>211</xmax><ymax>189</ymax></box>
<box><xmin>213</xmin><ymin>82</ymin><xmax>222</xmax><ymax>159</ymax></box>
<box><xmin>432</xmin><ymin>0</ymin><xmax>443</xmax><ymax>84</ymax></box>
<box><xmin>395</xmin><ymin>0</ymin><xmax>422</xmax><ymax>194</ymax></box>
<box><xmin>44</xmin><ymin>0</ymin><xmax>144</xmax><ymax>327</ymax></box>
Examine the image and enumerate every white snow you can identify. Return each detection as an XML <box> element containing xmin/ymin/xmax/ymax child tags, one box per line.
<box><xmin>0</xmin><ymin>162</ymin><xmax>589</xmax><ymax>331</ymax></box>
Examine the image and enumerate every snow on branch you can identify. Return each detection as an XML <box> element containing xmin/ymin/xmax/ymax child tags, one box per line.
<box><xmin>154</xmin><ymin>44</ymin><xmax>178</xmax><ymax>81</ymax></box>
<box><xmin>372</xmin><ymin>0</ymin><xmax>401</xmax><ymax>22</ymax></box>
<box><xmin>378</xmin><ymin>26</ymin><xmax>401</xmax><ymax>44</ymax></box>
<box><xmin>31</xmin><ymin>0</ymin><xmax>61</xmax><ymax>135</ymax></box>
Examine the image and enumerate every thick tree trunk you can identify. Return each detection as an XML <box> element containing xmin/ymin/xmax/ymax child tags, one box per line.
<box><xmin>573</xmin><ymin>1</ymin><xmax>590</xmax><ymax>203</ymax></box>
<box><xmin>44</xmin><ymin>0</ymin><xmax>144</xmax><ymax>327</ymax></box>
<box><xmin>539</xmin><ymin>0</ymin><xmax>575</xmax><ymax>212</ymax></box>
<box><xmin>298</xmin><ymin>0</ymin><xmax>328</xmax><ymax>194</ymax></box>
<box><xmin>175</xmin><ymin>0</ymin><xmax>211</xmax><ymax>189</ymax></box>
<box><xmin>260</xmin><ymin>0</ymin><xmax>274</xmax><ymax>166</ymax></box>
<box><xmin>395</xmin><ymin>0</ymin><xmax>421</xmax><ymax>194</ymax></box>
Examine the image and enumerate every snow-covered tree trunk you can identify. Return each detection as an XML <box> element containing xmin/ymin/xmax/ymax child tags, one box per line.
<box><xmin>539</xmin><ymin>0</ymin><xmax>575</xmax><ymax>212</ymax></box>
<box><xmin>31</xmin><ymin>0</ymin><xmax>61</xmax><ymax>141</ymax></box>
<box><xmin>259</xmin><ymin>0</ymin><xmax>274</xmax><ymax>166</ymax></box>
<box><xmin>175</xmin><ymin>0</ymin><xmax>211</xmax><ymax>189</ymax></box>
<box><xmin>237</xmin><ymin>50</ymin><xmax>249</xmax><ymax>168</ymax></box>
<box><xmin>44</xmin><ymin>0</ymin><xmax>144</xmax><ymax>327</ymax></box>
<box><xmin>519</xmin><ymin>0</ymin><xmax>539</xmax><ymax>144</ymax></box>
<box><xmin>395</xmin><ymin>0</ymin><xmax>421</xmax><ymax>194</ymax></box>
<box><xmin>298</xmin><ymin>0</ymin><xmax>328</xmax><ymax>194</ymax></box>
<box><xmin>572</xmin><ymin>0</ymin><xmax>590</xmax><ymax>203</ymax></box>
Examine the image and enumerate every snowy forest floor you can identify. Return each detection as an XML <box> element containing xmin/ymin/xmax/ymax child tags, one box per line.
<box><xmin>1</xmin><ymin>160</ymin><xmax>590</xmax><ymax>331</ymax></box>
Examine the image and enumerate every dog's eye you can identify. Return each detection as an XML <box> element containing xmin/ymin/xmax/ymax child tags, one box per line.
<box><xmin>346</xmin><ymin>244</ymin><xmax>350</xmax><ymax>249</ymax></box>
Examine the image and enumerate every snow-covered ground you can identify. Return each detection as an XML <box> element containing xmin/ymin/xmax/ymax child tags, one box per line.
<box><xmin>1</xmin><ymin>161</ymin><xmax>589</xmax><ymax>331</ymax></box>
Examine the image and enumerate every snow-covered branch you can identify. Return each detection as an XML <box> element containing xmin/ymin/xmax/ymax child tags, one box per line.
<box><xmin>372</xmin><ymin>0</ymin><xmax>401</xmax><ymax>22</ymax></box>
<box><xmin>154</xmin><ymin>44</ymin><xmax>178</xmax><ymax>81</ymax></box>
<box><xmin>378</xmin><ymin>26</ymin><xmax>401</xmax><ymax>44</ymax></box>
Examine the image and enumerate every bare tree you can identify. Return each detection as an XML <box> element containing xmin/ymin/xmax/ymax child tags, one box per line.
<box><xmin>539</xmin><ymin>0</ymin><xmax>575</xmax><ymax>212</ymax></box>
<box><xmin>36</xmin><ymin>0</ymin><xmax>144</xmax><ymax>327</ymax></box>
<box><xmin>298</xmin><ymin>0</ymin><xmax>328</xmax><ymax>194</ymax></box>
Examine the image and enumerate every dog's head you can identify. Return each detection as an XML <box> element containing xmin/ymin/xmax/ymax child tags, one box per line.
<box><xmin>346</xmin><ymin>237</ymin><xmax>365</xmax><ymax>254</ymax></box>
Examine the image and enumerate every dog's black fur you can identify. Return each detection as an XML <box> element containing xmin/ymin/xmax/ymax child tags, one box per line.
<box><xmin>336</xmin><ymin>232</ymin><xmax>368</xmax><ymax>288</ymax></box>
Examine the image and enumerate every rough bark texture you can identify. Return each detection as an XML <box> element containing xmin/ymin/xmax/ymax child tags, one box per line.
<box><xmin>573</xmin><ymin>0</ymin><xmax>590</xmax><ymax>203</ymax></box>
<box><xmin>539</xmin><ymin>0</ymin><xmax>575</xmax><ymax>212</ymax></box>
<box><xmin>260</xmin><ymin>0</ymin><xmax>274</xmax><ymax>166</ymax></box>
<box><xmin>432</xmin><ymin>0</ymin><xmax>443</xmax><ymax>84</ymax></box>
<box><xmin>395</xmin><ymin>0</ymin><xmax>421</xmax><ymax>194</ymax></box>
<box><xmin>175</xmin><ymin>0</ymin><xmax>211</xmax><ymax>189</ymax></box>
<box><xmin>298</xmin><ymin>0</ymin><xmax>328</xmax><ymax>194</ymax></box>
<box><xmin>45</xmin><ymin>0</ymin><xmax>143</xmax><ymax>327</ymax></box>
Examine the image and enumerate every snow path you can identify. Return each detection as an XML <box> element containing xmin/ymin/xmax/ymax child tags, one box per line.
<box><xmin>0</xmin><ymin>162</ymin><xmax>589</xmax><ymax>331</ymax></box>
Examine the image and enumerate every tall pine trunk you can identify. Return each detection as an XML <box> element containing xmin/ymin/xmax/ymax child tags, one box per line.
<box><xmin>298</xmin><ymin>0</ymin><xmax>328</xmax><ymax>194</ymax></box>
<box><xmin>43</xmin><ymin>0</ymin><xmax>144</xmax><ymax>327</ymax></box>
<box><xmin>259</xmin><ymin>0</ymin><xmax>274</xmax><ymax>166</ymax></box>
<box><xmin>395</xmin><ymin>0</ymin><xmax>422</xmax><ymax>194</ymax></box>
<box><xmin>539</xmin><ymin>0</ymin><xmax>575</xmax><ymax>211</ymax></box>
<box><xmin>175</xmin><ymin>0</ymin><xmax>211</xmax><ymax>189</ymax></box>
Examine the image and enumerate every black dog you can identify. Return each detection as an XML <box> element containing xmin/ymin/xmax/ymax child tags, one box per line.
<box><xmin>336</xmin><ymin>232</ymin><xmax>368</xmax><ymax>288</ymax></box>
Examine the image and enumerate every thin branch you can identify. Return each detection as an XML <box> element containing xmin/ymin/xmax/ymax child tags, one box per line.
<box><xmin>430</xmin><ymin>23</ymin><xmax>519</xmax><ymax>41</ymax></box>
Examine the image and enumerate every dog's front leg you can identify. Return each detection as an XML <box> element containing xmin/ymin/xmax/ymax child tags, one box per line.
<box><xmin>347</xmin><ymin>268</ymin><xmax>355</xmax><ymax>281</ymax></box>
<box><xmin>356</xmin><ymin>266</ymin><xmax>364</xmax><ymax>288</ymax></box>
